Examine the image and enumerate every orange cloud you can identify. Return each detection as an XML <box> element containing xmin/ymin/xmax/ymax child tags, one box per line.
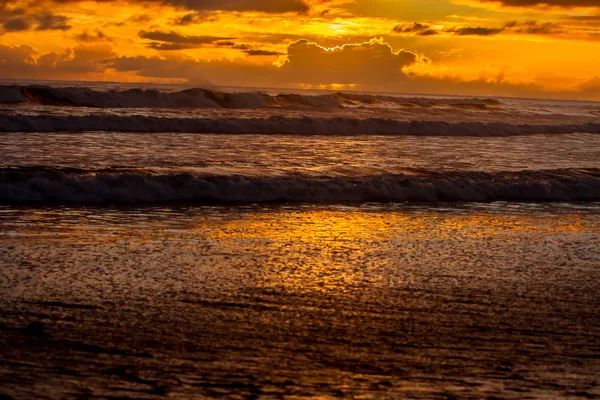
<box><xmin>276</xmin><ymin>38</ymin><xmax>428</xmax><ymax>85</ymax></box>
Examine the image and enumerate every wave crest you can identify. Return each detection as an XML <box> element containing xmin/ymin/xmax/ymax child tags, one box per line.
<box><xmin>1</xmin><ymin>114</ymin><xmax>599</xmax><ymax>136</ymax></box>
<box><xmin>0</xmin><ymin>85</ymin><xmax>501</xmax><ymax>110</ymax></box>
<box><xmin>1</xmin><ymin>167</ymin><xmax>598</xmax><ymax>204</ymax></box>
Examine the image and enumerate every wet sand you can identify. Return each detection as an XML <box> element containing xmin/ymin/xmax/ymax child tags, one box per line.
<box><xmin>1</xmin><ymin>204</ymin><xmax>600</xmax><ymax>399</ymax></box>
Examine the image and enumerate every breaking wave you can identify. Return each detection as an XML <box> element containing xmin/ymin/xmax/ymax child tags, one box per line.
<box><xmin>0</xmin><ymin>85</ymin><xmax>501</xmax><ymax>109</ymax></box>
<box><xmin>1</xmin><ymin>114</ymin><xmax>599</xmax><ymax>136</ymax></box>
<box><xmin>1</xmin><ymin>167</ymin><xmax>599</xmax><ymax>204</ymax></box>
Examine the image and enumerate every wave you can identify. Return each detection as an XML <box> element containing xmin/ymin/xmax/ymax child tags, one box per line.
<box><xmin>1</xmin><ymin>114</ymin><xmax>599</xmax><ymax>136</ymax></box>
<box><xmin>0</xmin><ymin>85</ymin><xmax>501</xmax><ymax>109</ymax></box>
<box><xmin>1</xmin><ymin>167</ymin><xmax>599</xmax><ymax>204</ymax></box>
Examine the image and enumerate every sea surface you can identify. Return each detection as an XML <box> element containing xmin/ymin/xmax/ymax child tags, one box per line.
<box><xmin>1</xmin><ymin>82</ymin><xmax>600</xmax><ymax>399</ymax></box>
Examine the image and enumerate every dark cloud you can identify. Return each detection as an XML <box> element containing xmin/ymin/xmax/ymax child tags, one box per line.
<box><xmin>52</xmin><ymin>0</ymin><xmax>309</xmax><ymax>13</ymax></box>
<box><xmin>393</xmin><ymin>22</ymin><xmax>504</xmax><ymax>37</ymax></box>
<box><xmin>139</xmin><ymin>30</ymin><xmax>234</xmax><ymax>48</ymax></box>
<box><xmin>147</xmin><ymin>42</ymin><xmax>200</xmax><ymax>50</ymax></box>
<box><xmin>393</xmin><ymin>22</ymin><xmax>432</xmax><ymax>34</ymax></box>
<box><xmin>0</xmin><ymin>3</ymin><xmax>71</xmax><ymax>34</ymax></box>
<box><xmin>244</xmin><ymin>49</ymin><xmax>283</xmax><ymax>56</ymax></box>
<box><xmin>172</xmin><ymin>12</ymin><xmax>220</xmax><ymax>25</ymax></box>
<box><xmin>109</xmin><ymin>55</ymin><xmax>267</xmax><ymax>85</ymax></box>
<box><xmin>216</xmin><ymin>41</ymin><xmax>236</xmax><ymax>46</ymax></box>
<box><xmin>393</xmin><ymin>22</ymin><xmax>441</xmax><ymax>36</ymax></box>
<box><xmin>451</xmin><ymin>26</ymin><xmax>505</xmax><ymax>36</ymax></box>
<box><xmin>476</xmin><ymin>0</ymin><xmax>600</xmax><ymax>7</ymax></box>
<box><xmin>3</xmin><ymin>17</ymin><xmax>31</xmax><ymax>32</ymax></box>
<box><xmin>74</xmin><ymin>30</ymin><xmax>112</xmax><ymax>42</ymax></box>
<box><xmin>36</xmin><ymin>13</ymin><xmax>70</xmax><ymax>30</ymax></box>
<box><xmin>161</xmin><ymin>0</ymin><xmax>309</xmax><ymax>12</ymax></box>
<box><xmin>419</xmin><ymin>29</ymin><xmax>440</xmax><ymax>36</ymax></box>
<box><xmin>505</xmin><ymin>20</ymin><xmax>561</xmax><ymax>34</ymax></box>
<box><xmin>393</xmin><ymin>20</ymin><xmax>563</xmax><ymax>38</ymax></box>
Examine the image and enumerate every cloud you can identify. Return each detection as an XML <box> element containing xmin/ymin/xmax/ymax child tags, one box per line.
<box><xmin>0</xmin><ymin>3</ymin><xmax>70</xmax><ymax>33</ymax></box>
<box><xmin>161</xmin><ymin>0</ymin><xmax>309</xmax><ymax>12</ymax></box>
<box><xmin>0</xmin><ymin>43</ymin><xmax>114</xmax><ymax>78</ymax></box>
<box><xmin>52</xmin><ymin>0</ymin><xmax>309</xmax><ymax>13</ymax></box>
<box><xmin>392</xmin><ymin>20</ymin><xmax>564</xmax><ymax>38</ymax></box>
<box><xmin>216</xmin><ymin>41</ymin><xmax>237</xmax><ymax>46</ymax></box>
<box><xmin>172</xmin><ymin>12</ymin><xmax>220</xmax><ymax>25</ymax></box>
<box><xmin>277</xmin><ymin>38</ymin><xmax>426</xmax><ymax>85</ymax></box>
<box><xmin>393</xmin><ymin>22</ymin><xmax>431</xmax><ymax>33</ymax></box>
<box><xmin>139</xmin><ymin>30</ymin><xmax>234</xmax><ymax>49</ymax></box>
<box><xmin>475</xmin><ymin>0</ymin><xmax>600</xmax><ymax>8</ymax></box>
<box><xmin>0</xmin><ymin>44</ymin><xmax>37</xmax><ymax>72</ymax></box>
<box><xmin>147</xmin><ymin>43</ymin><xmax>199</xmax><ymax>50</ymax></box>
<box><xmin>579</xmin><ymin>76</ymin><xmax>600</xmax><ymax>91</ymax></box>
<box><xmin>2</xmin><ymin>36</ymin><xmax>599</xmax><ymax>100</ymax></box>
<box><xmin>74</xmin><ymin>30</ymin><xmax>112</xmax><ymax>42</ymax></box>
<box><xmin>244</xmin><ymin>49</ymin><xmax>283</xmax><ymax>56</ymax></box>
<box><xmin>109</xmin><ymin>55</ymin><xmax>268</xmax><ymax>85</ymax></box>
<box><xmin>504</xmin><ymin>20</ymin><xmax>560</xmax><ymax>34</ymax></box>
<box><xmin>36</xmin><ymin>13</ymin><xmax>70</xmax><ymax>30</ymax></box>
<box><xmin>105</xmin><ymin>38</ymin><xmax>428</xmax><ymax>86</ymax></box>
<box><xmin>450</xmin><ymin>26</ymin><xmax>505</xmax><ymax>35</ymax></box>
<box><xmin>3</xmin><ymin>17</ymin><xmax>31</xmax><ymax>32</ymax></box>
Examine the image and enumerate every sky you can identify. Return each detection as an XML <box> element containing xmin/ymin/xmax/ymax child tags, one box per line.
<box><xmin>1</xmin><ymin>0</ymin><xmax>600</xmax><ymax>99</ymax></box>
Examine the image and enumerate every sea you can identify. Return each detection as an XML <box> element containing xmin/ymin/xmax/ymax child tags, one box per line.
<box><xmin>1</xmin><ymin>81</ymin><xmax>599</xmax><ymax>399</ymax></box>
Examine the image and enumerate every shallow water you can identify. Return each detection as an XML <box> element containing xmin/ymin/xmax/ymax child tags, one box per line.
<box><xmin>2</xmin><ymin>132</ymin><xmax>600</xmax><ymax>173</ymax></box>
<box><xmin>1</xmin><ymin>204</ymin><xmax>600</xmax><ymax>399</ymax></box>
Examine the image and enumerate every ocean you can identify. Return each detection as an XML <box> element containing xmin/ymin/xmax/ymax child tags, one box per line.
<box><xmin>1</xmin><ymin>82</ymin><xmax>599</xmax><ymax>399</ymax></box>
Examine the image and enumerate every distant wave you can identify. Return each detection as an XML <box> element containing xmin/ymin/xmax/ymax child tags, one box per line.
<box><xmin>1</xmin><ymin>114</ymin><xmax>599</xmax><ymax>136</ymax></box>
<box><xmin>0</xmin><ymin>85</ymin><xmax>501</xmax><ymax>109</ymax></box>
<box><xmin>1</xmin><ymin>167</ymin><xmax>599</xmax><ymax>204</ymax></box>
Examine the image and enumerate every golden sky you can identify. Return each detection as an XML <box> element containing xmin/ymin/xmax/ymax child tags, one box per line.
<box><xmin>1</xmin><ymin>0</ymin><xmax>600</xmax><ymax>99</ymax></box>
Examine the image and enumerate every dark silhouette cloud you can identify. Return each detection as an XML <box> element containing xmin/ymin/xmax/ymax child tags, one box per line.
<box><xmin>147</xmin><ymin>42</ymin><xmax>199</xmax><ymax>50</ymax></box>
<box><xmin>0</xmin><ymin>3</ymin><xmax>71</xmax><ymax>34</ymax></box>
<box><xmin>75</xmin><ymin>30</ymin><xmax>112</xmax><ymax>42</ymax></box>
<box><xmin>36</xmin><ymin>13</ymin><xmax>71</xmax><ymax>30</ymax></box>
<box><xmin>393</xmin><ymin>22</ymin><xmax>431</xmax><ymax>33</ymax></box>
<box><xmin>476</xmin><ymin>0</ymin><xmax>600</xmax><ymax>7</ymax></box>
<box><xmin>3</xmin><ymin>17</ymin><xmax>31</xmax><ymax>32</ymax></box>
<box><xmin>419</xmin><ymin>29</ymin><xmax>440</xmax><ymax>36</ymax></box>
<box><xmin>51</xmin><ymin>0</ymin><xmax>309</xmax><ymax>13</ymax></box>
<box><xmin>139</xmin><ymin>30</ymin><xmax>234</xmax><ymax>49</ymax></box>
<box><xmin>393</xmin><ymin>20</ymin><xmax>564</xmax><ymax>38</ymax></box>
<box><xmin>504</xmin><ymin>20</ymin><xmax>561</xmax><ymax>34</ymax></box>
<box><xmin>244</xmin><ymin>49</ymin><xmax>283</xmax><ymax>56</ymax></box>
<box><xmin>172</xmin><ymin>12</ymin><xmax>220</xmax><ymax>25</ymax></box>
<box><xmin>216</xmin><ymin>41</ymin><xmax>236</xmax><ymax>46</ymax></box>
<box><xmin>164</xmin><ymin>0</ymin><xmax>309</xmax><ymax>12</ymax></box>
<box><xmin>451</xmin><ymin>26</ymin><xmax>505</xmax><ymax>36</ymax></box>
